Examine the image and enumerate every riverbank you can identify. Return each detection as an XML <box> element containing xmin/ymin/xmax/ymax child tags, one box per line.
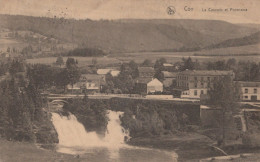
<box><xmin>128</xmin><ymin>132</ymin><xmax>260</xmax><ymax>161</ymax></box>
<box><xmin>127</xmin><ymin>132</ymin><xmax>220</xmax><ymax>161</ymax></box>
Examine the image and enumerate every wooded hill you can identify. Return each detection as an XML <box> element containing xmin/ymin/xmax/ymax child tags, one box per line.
<box><xmin>207</xmin><ymin>31</ymin><xmax>260</xmax><ymax>49</ymax></box>
<box><xmin>0</xmin><ymin>14</ymin><xmax>258</xmax><ymax>52</ymax></box>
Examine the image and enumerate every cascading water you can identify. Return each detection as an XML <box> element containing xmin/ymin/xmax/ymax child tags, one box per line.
<box><xmin>104</xmin><ymin>111</ymin><xmax>130</xmax><ymax>146</ymax></box>
<box><xmin>51</xmin><ymin>110</ymin><xmax>129</xmax><ymax>154</ymax></box>
<box><xmin>51</xmin><ymin>110</ymin><xmax>177</xmax><ymax>161</ymax></box>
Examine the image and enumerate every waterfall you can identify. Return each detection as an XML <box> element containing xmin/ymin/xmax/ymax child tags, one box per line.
<box><xmin>104</xmin><ymin>111</ymin><xmax>130</xmax><ymax>147</ymax></box>
<box><xmin>51</xmin><ymin>110</ymin><xmax>178</xmax><ymax>161</ymax></box>
<box><xmin>51</xmin><ymin>110</ymin><xmax>129</xmax><ymax>154</ymax></box>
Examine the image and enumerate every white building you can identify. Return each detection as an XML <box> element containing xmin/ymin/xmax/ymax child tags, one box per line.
<box><xmin>147</xmin><ymin>78</ymin><xmax>163</xmax><ymax>93</ymax></box>
<box><xmin>237</xmin><ymin>81</ymin><xmax>260</xmax><ymax>101</ymax></box>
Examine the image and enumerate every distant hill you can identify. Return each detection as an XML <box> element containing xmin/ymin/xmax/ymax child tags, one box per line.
<box><xmin>0</xmin><ymin>15</ymin><xmax>258</xmax><ymax>52</ymax></box>
<box><xmin>236</xmin><ymin>23</ymin><xmax>260</xmax><ymax>29</ymax></box>
<box><xmin>207</xmin><ymin>31</ymin><xmax>260</xmax><ymax>49</ymax></box>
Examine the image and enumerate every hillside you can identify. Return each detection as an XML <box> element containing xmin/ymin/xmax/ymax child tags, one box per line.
<box><xmin>0</xmin><ymin>15</ymin><xmax>258</xmax><ymax>52</ymax></box>
<box><xmin>207</xmin><ymin>31</ymin><xmax>260</xmax><ymax>49</ymax></box>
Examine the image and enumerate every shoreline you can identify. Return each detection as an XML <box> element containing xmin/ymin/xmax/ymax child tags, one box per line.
<box><xmin>127</xmin><ymin>132</ymin><xmax>260</xmax><ymax>161</ymax></box>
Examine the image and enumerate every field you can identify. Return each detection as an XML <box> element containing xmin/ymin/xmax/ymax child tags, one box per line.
<box><xmin>26</xmin><ymin>49</ymin><xmax>260</xmax><ymax>68</ymax></box>
<box><xmin>26</xmin><ymin>56</ymin><xmax>121</xmax><ymax>67</ymax></box>
<box><xmin>111</xmin><ymin>50</ymin><xmax>260</xmax><ymax>64</ymax></box>
<box><xmin>0</xmin><ymin>38</ymin><xmax>27</xmax><ymax>52</ymax></box>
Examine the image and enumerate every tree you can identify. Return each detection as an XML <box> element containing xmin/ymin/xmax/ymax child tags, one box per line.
<box><xmin>154</xmin><ymin>58</ymin><xmax>166</xmax><ymax>70</ymax></box>
<box><xmin>66</xmin><ymin>58</ymin><xmax>81</xmax><ymax>88</ymax></box>
<box><xmin>142</xmin><ymin>59</ymin><xmax>152</xmax><ymax>67</ymax></box>
<box><xmin>56</xmin><ymin>56</ymin><xmax>64</xmax><ymax>67</ymax></box>
<box><xmin>7</xmin><ymin>47</ymin><xmax>10</xmax><ymax>53</ymax></box>
<box><xmin>154</xmin><ymin>70</ymin><xmax>164</xmax><ymax>81</ymax></box>
<box><xmin>9</xmin><ymin>59</ymin><xmax>25</xmax><ymax>75</ymax></box>
<box><xmin>181</xmin><ymin>57</ymin><xmax>195</xmax><ymax>71</ymax></box>
<box><xmin>92</xmin><ymin>58</ymin><xmax>98</xmax><ymax>66</ymax></box>
<box><xmin>55</xmin><ymin>69</ymin><xmax>70</xmax><ymax>91</ymax></box>
<box><xmin>207</xmin><ymin>76</ymin><xmax>241</xmax><ymax>146</ymax></box>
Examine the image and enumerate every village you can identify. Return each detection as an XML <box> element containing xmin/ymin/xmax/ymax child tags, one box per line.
<box><xmin>47</xmin><ymin>56</ymin><xmax>259</xmax><ymax>104</ymax></box>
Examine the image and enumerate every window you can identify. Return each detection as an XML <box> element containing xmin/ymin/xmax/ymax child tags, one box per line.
<box><xmin>186</xmin><ymin>83</ymin><xmax>189</xmax><ymax>87</ymax></box>
<box><xmin>254</xmin><ymin>89</ymin><xmax>257</xmax><ymax>94</ymax></box>
<box><xmin>201</xmin><ymin>90</ymin><xmax>204</xmax><ymax>95</ymax></box>
<box><xmin>244</xmin><ymin>96</ymin><xmax>248</xmax><ymax>99</ymax></box>
<box><xmin>194</xmin><ymin>90</ymin><xmax>197</xmax><ymax>96</ymax></box>
<box><xmin>245</xmin><ymin>88</ymin><xmax>248</xmax><ymax>93</ymax></box>
<box><xmin>201</xmin><ymin>82</ymin><xmax>204</xmax><ymax>87</ymax></box>
<box><xmin>195</xmin><ymin>83</ymin><xmax>197</xmax><ymax>88</ymax></box>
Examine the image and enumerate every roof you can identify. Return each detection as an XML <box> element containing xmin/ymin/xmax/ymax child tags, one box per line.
<box><xmin>135</xmin><ymin>77</ymin><xmax>153</xmax><ymax>84</ymax></box>
<box><xmin>162</xmin><ymin>71</ymin><xmax>177</xmax><ymax>78</ymax></box>
<box><xmin>138</xmin><ymin>67</ymin><xmax>155</xmax><ymax>73</ymax></box>
<box><xmin>179</xmin><ymin>70</ymin><xmax>234</xmax><ymax>76</ymax></box>
<box><xmin>110</xmin><ymin>70</ymin><xmax>120</xmax><ymax>77</ymax></box>
<box><xmin>80</xmin><ymin>74</ymin><xmax>105</xmax><ymax>84</ymax></box>
<box><xmin>147</xmin><ymin>78</ymin><xmax>163</xmax><ymax>86</ymax></box>
<box><xmin>163</xmin><ymin>63</ymin><xmax>173</xmax><ymax>67</ymax></box>
<box><xmin>236</xmin><ymin>81</ymin><xmax>260</xmax><ymax>87</ymax></box>
<box><xmin>97</xmin><ymin>69</ymin><xmax>113</xmax><ymax>75</ymax></box>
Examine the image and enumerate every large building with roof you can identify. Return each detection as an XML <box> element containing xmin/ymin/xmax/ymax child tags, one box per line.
<box><xmin>237</xmin><ymin>81</ymin><xmax>260</xmax><ymax>101</ymax></box>
<box><xmin>175</xmin><ymin>70</ymin><xmax>235</xmax><ymax>99</ymax></box>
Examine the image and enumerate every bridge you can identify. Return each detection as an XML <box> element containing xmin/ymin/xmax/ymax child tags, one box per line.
<box><xmin>45</xmin><ymin>93</ymin><xmax>200</xmax><ymax>103</ymax></box>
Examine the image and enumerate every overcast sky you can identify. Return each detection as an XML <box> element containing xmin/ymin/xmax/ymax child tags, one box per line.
<box><xmin>0</xmin><ymin>0</ymin><xmax>259</xmax><ymax>24</ymax></box>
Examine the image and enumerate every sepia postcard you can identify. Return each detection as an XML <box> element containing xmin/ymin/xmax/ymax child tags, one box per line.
<box><xmin>0</xmin><ymin>0</ymin><xmax>259</xmax><ymax>161</ymax></box>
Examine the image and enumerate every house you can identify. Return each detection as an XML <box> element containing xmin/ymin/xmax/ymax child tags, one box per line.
<box><xmin>163</xmin><ymin>63</ymin><xmax>174</xmax><ymax>71</ymax></box>
<box><xmin>135</xmin><ymin>78</ymin><xmax>163</xmax><ymax>94</ymax></box>
<box><xmin>237</xmin><ymin>81</ymin><xmax>260</xmax><ymax>101</ymax></box>
<box><xmin>162</xmin><ymin>71</ymin><xmax>177</xmax><ymax>88</ymax></box>
<box><xmin>138</xmin><ymin>67</ymin><xmax>155</xmax><ymax>78</ymax></box>
<box><xmin>147</xmin><ymin>78</ymin><xmax>163</xmax><ymax>93</ymax></box>
<box><xmin>67</xmin><ymin>74</ymin><xmax>105</xmax><ymax>94</ymax></box>
<box><xmin>97</xmin><ymin>69</ymin><xmax>113</xmax><ymax>75</ymax></box>
<box><xmin>174</xmin><ymin>70</ymin><xmax>235</xmax><ymax>99</ymax></box>
<box><xmin>67</xmin><ymin>82</ymin><xmax>83</xmax><ymax>93</ymax></box>
<box><xmin>80</xmin><ymin>74</ymin><xmax>106</xmax><ymax>93</ymax></box>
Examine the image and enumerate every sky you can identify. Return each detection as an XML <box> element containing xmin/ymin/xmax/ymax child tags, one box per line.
<box><xmin>0</xmin><ymin>0</ymin><xmax>260</xmax><ymax>24</ymax></box>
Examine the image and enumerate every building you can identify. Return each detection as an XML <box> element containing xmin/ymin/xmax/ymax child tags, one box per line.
<box><xmin>80</xmin><ymin>74</ymin><xmax>106</xmax><ymax>93</ymax></box>
<box><xmin>175</xmin><ymin>70</ymin><xmax>235</xmax><ymax>99</ymax></box>
<box><xmin>162</xmin><ymin>71</ymin><xmax>177</xmax><ymax>88</ymax></box>
<box><xmin>67</xmin><ymin>74</ymin><xmax>105</xmax><ymax>94</ymax></box>
<box><xmin>97</xmin><ymin>69</ymin><xmax>113</xmax><ymax>75</ymax></box>
<box><xmin>138</xmin><ymin>67</ymin><xmax>155</xmax><ymax>78</ymax></box>
<box><xmin>237</xmin><ymin>81</ymin><xmax>260</xmax><ymax>101</ymax></box>
<box><xmin>135</xmin><ymin>78</ymin><xmax>163</xmax><ymax>94</ymax></box>
<box><xmin>163</xmin><ymin>63</ymin><xmax>174</xmax><ymax>71</ymax></box>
